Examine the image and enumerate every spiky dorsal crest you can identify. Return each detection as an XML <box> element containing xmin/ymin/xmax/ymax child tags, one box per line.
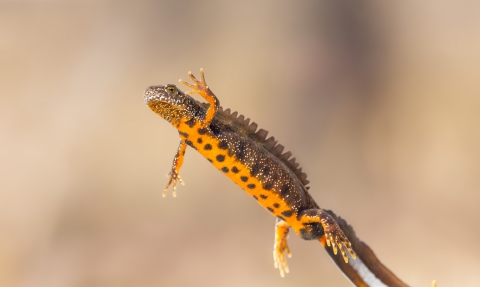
<box><xmin>199</xmin><ymin>103</ymin><xmax>310</xmax><ymax>187</ymax></box>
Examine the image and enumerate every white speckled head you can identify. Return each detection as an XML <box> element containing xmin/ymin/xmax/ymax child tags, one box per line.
<box><xmin>144</xmin><ymin>84</ymin><xmax>186</xmax><ymax>105</ymax></box>
<box><xmin>144</xmin><ymin>84</ymin><xmax>200</xmax><ymax>126</ymax></box>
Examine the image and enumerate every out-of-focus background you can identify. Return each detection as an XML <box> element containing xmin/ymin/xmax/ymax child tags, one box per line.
<box><xmin>1</xmin><ymin>1</ymin><xmax>479</xmax><ymax>286</ymax></box>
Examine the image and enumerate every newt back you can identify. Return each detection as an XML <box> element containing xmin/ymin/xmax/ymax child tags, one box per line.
<box><xmin>204</xmin><ymin>104</ymin><xmax>310</xmax><ymax>187</ymax></box>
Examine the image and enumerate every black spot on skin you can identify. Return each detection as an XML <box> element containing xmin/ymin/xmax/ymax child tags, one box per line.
<box><xmin>262</xmin><ymin>166</ymin><xmax>271</xmax><ymax>176</ymax></box>
<box><xmin>250</xmin><ymin>163</ymin><xmax>260</xmax><ymax>177</ymax></box>
<box><xmin>260</xmin><ymin>194</ymin><xmax>268</xmax><ymax>199</ymax></box>
<box><xmin>247</xmin><ymin>184</ymin><xmax>256</xmax><ymax>189</ymax></box>
<box><xmin>281</xmin><ymin>210</ymin><xmax>294</xmax><ymax>218</ymax></box>
<box><xmin>204</xmin><ymin>144</ymin><xmax>212</xmax><ymax>150</ymax></box>
<box><xmin>253</xmin><ymin>195</ymin><xmax>258</xmax><ymax>200</ymax></box>
<box><xmin>179</xmin><ymin>131</ymin><xmax>189</xmax><ymax>138</ymax></box>
<box><xmin>216</xmin><ymin>155</ymin><xmax>225</xmax><ymax>162</ymax></box>
<box><xmin>197</xmin><ymin>138</ymin><xmax>203</xmax><ymax>144</ymax></box>
<box><xmin>182</xmin><ymin>150</ymin><xmax>186</xmax><ymax>155</ymax></box>
<box><xmin>267</xmin><ymin>207</ymin><xmax>274</xmax><ymax>213</ymax></box>
<box><xmin>273</xmin><ymin>203</ymin><xmax>280</xmax><ymax>208</ymax></box>
<box><xmin>221</xmin><ymin>167</ymin><xmax>229</xmax><ymax>173</ymax></box>
<box><xmin>236</xmin><ymin>142</ymin><xmax>246</xmax><ymax>160</ymax></box>
<box><xmin>280</xmin><ymin>184</ymin><xmax>290</xmax><ymax>196</ymax></box>
<box><xmin>231</xmin><ymin>166</ymin><xmax>240</xmax><ymax>173</ymax></box>
<box><xmin>185</xmin><ymin>119</ymin><xmax>195</xmax><ymax>128</ymax></box>
<box><xmin>209</xmin><ymin>123</ymin><xmax>222</xmax><ymax>136</ymax></box>
<box><xmin>277</xmin><ymin>216</ymin><xmax>285</xmax><ymax>221</ymax></box>
<box><xmin>185</xmin><ymin>140</ymin><xmax>195</xmax><ymax>149</ymax></box>
<box><xmin>218</xmin><ymin>140</ymin><xmax>228</xmax><ymax>150</ymax></box>
<box><xmin>262</xmin><ymin>182</ymin><xmax>273</xmax><ymax>190</ymax></box>
<box><xmin>198</xmin><ymin>128</ymin><xmax>207</xmax><ymax>135</ymax></box>
<box><xmin>208</xmin><ymin>159</ymin><xmax>213</xmax><ymax>163</ymax></box>
<box><xmin>305</xmin><ymin>210</ymin><xmax>318</xmax><ymax>217</ymax></box>
<box><xmin>240</xmin><ymin>176</ymin><xmax>248</xmax><ymax>182</ymax></box>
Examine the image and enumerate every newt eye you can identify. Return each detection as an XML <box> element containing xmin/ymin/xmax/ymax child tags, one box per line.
<box><xmin>166</xmin><ymin>86</ymin><xmax>176</xmax><ymax>93</ymax></box>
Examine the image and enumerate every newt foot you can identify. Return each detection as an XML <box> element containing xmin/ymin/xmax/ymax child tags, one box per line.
<box><xmin>322</xmin><ymin>220</ymin><xmax>356</xmax><ymax>263</ymax></box>
<box><xmin>179</xmin><ymin>68</ymin><xmax>211</xmax><ymax>96</ymax></box>
<box><xmin>163</xmin><ymin>170</ymin><xmax>185</xmax><ymax>197</ymax></box>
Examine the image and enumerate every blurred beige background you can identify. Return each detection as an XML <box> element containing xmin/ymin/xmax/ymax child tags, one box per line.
<box><xmin>1</xmin><ymin>1</ymin><xmax>479</xmax><ymax>286</ymax></box>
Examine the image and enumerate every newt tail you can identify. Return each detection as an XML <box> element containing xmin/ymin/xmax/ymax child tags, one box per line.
<box><xmin>321</xmin><ymin>211</ymin><xmax>409</xmax><ymax>287</ymax></box>
<box><xmin>144</xmin><ymin>69</ymin><xmax>418</xmax><ymax>286</ymax></box>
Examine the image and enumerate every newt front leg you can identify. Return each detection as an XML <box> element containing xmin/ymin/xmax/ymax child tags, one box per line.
<box><xmin>179</xmin><ymin>69</ymin><xmax>219</xmax><ymax>127</ymax></box>
<box><xmin>163</xmin><ymin>140</ymin><xmax>187</xmax><ymax>197</ymax></box>
<box><xmin>163</xmin><ymin>69</ymin><xmax>220</xmax><ymax>197</ymax></box>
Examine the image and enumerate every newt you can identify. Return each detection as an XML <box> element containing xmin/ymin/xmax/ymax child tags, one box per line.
<box><xmin>144</xmin><ymin>69</ymin><xmax>412</xmax><ymax>287</ymax></box>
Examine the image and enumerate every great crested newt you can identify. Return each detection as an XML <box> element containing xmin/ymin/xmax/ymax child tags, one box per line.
<box><xmin>144</xmin><ymin>69</ymin><xmax>418</xmax><ymax>287</ymax></box>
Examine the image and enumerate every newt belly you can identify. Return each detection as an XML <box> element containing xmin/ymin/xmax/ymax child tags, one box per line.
<box><xmin>177</xmin><ymin>119</ymin><xmax>302</xmax><ymax>226</ymax></box>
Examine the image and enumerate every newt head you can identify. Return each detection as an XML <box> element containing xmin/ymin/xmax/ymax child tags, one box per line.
<box><xmin>144</xmin><ymin>84</ymin><xmax>195</xmax><ymax>126</ymax></box>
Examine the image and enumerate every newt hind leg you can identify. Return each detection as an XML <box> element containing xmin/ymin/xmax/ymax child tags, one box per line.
<box><xmin>273</xmin><ymin>218</ymin><xmax>291</xmax><ymax>277</ymax></box>
<box><xmin>179</xmin><ymin>69</ymin><xmax>219</xmax><ymax>127</ymax></box>
<box><xmin>296</xmin><ymin>209</ymin><xmax>356</xmax><ymax>263</ymax></box>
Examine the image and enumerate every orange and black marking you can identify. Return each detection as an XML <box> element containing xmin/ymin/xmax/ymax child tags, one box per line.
<box><xmin>144</xmin><ymin>69</ymin><xmax>356</xmax><ymax>278</ymax></box>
